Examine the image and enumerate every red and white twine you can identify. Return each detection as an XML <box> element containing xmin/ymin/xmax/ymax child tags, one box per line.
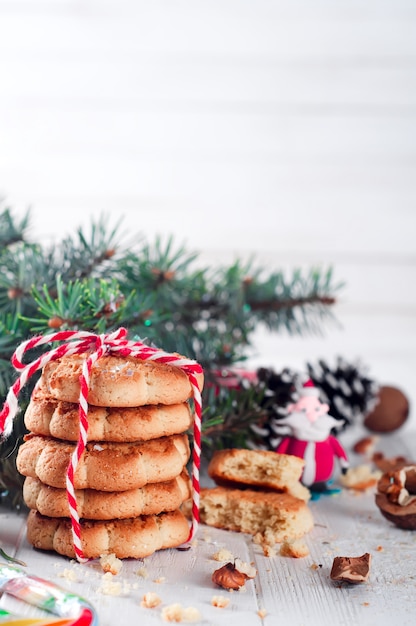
<box><xmin>0</xmin><ymin>328</ymin><xmax>203</xmax><ymax>562</ymax></box>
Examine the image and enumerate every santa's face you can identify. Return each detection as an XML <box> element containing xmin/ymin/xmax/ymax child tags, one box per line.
<box><xmin>287</xmin><ymin>396</ymin><xmax>328</xmax><ymax>421</ymax></box>
<box><xmin>279</xmin><ymin>395</ymin><xmax>340</xmax><ymax>442</ymax></box>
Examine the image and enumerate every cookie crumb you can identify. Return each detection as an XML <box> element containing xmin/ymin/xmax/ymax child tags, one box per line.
<box><xmin>141</xmin><ymin>591</ymin><xmax>162</xmax><ymax>608</ymax></box>
<box><xmin>280</xmin><ymin>539</ymin><xmax>310</xmax><ymax>558</ymax></box>
<box><xmin>57</xmin><ymin>568</ymin><xmax>78</xmax><ymax>582</ymax></box>
<box><xmin>136</xmin><ymin>566</ymin><xmax>148</xmax><ymax>579</ymax></box>
<box><xmin>262</xmin><ymin>544</ymin><xmax>277</xmax><ymax>557</ymax></box>
<box><xmin>154</xmin><ymin>576</ymin><xmax>166</xmax><ymax>584</ymax></box>
<box><xmin>97</xmin><ymin>572</ymin><xmax>124</xmax><ymax>596</ymax></box>
<box><xmin>212</xmin><ymin>548</ymin><xmax>235</xmax><ymax>562</ymax></box>
<box><xmin>100</xmin><ymin>553</ymin><xmax>123</xmax><ymax>575</ymax></box>
<box><xmin>253</xmin><ymin>528</ymin><xmax>276</xmax><ymax>547</ymax></box>
<box><xmin>161</xmin><ymin>603</ymin><xmax>202</xmax><ymax>622</ymax></box>
<box><xmin>339</xmin><ymin>465</ymin><xmax>382</xmax><ymax>491</ymax></box>
<box><xmin>257</xmin><ymin>608</ymin><xmax>267</xmax><ymax>618</ymax></box>
<box><xmin>211</xmin><ymin>595</ymin><xmax>230</xmax><ymax>608</ymax></box>
<box><xmin>235</xmin><ymin>558</ymin><xmax>256</xmax><ymax>579</ymax></box>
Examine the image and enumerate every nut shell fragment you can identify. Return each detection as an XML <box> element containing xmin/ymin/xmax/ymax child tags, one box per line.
<box><xmin>212</xmin><ymin>560</ymin><xmax>256</xmax><ymax>591</ymax></box>
<box><xmin>330</xmin><ymin>553</ymin><xmax>371</xmax><ymax>584</ymax></box>
<box><xmin>375</xmin><ymin>465</ymin><xmax>416</xmax><ymax>530</ymax></box>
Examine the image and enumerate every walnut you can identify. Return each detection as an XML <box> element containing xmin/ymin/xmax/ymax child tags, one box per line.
<box><xmin>212</xmin><ymin>559</ymin><xmax>257</xmax><ymax>591</ymax></box>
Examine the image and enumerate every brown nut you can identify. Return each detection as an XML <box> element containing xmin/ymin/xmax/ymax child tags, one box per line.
<box><xmin>212</xmin><ymin>560</ymin><xmax>256</xmax><ymax>591</ymax></box>
<box><xmin>375</xmin><ymin>465</ymin><xmax>416</xmax><ymax>530</ymax></box>
<box><xmin>372</xmin><ymin>452</ymin><xmax>412</xmax><ymax>472</ymax></box>
<box><xmin>353</xmin><ymin>436</ymin><xmax>378</xmax><ymax>456</ymax></box>
<box><xmin>330</xmin><ymin>553</ymin><xmax>371</xmax><ymax>584</ymax></box>
<box><xmin>377</xmin><ymin>465</ymin><xmax>416</xmax><ymax>506</ymax></box>
<box><xmin>364</xmin><ymin>385</ymin><xmax>409</xmax><ymax>433</ymax></box>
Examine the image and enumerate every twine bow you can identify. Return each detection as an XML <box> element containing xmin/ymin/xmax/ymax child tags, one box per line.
<box><xmin>0</xmin><ymin>328</ymin><xmax>203</xmax><ymax>562</ymax></box>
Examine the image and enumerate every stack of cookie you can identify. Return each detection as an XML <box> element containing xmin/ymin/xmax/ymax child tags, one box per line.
<box><xmin>16</xmin><ymin>353</ymin><xmax>203</xmax><ymax>560</ymax></box>
<box><xmin>199</xmin><ymin>448</ymin><xmax>314</xmax><ymax>544</ymax></box>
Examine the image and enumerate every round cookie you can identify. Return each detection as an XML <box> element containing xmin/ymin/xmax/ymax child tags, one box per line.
<box><xmin>16</xmin><ymin>434</ymin><xmax>190</xmax><ymax>491</ymax></box>
<box><xmin>25</xmin><ymin>388</ymin><xmax>193</xmax><ymax>442</ymax></box>
<box><xmin>26</xmin><ymin>509</ymin><xmax>190</xmax><ymax>559</ymax></box>
<box><xmin>23</xmin><ymin>471</ymin><xmax>191</xmax><ymax>519</ymax></box>
<box><xmin>40</xmin><ymin>353</ymin><xmax>204</xmax><ymax>407</ymax></box>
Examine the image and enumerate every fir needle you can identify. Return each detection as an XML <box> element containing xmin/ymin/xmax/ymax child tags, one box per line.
<box><xmin>0</xmin><ymin>547</ymin><xmax>26</xmax><ymax>567</ymax></box>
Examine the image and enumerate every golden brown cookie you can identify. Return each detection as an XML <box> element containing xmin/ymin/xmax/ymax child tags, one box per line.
<box><xmin>199</xmin><ymin>486</ymin><xmax>313</xmax><ymax>543</ymax></box>
<box><xmin>207</xmin><ymin>448</ymin><xmax>310</xmax><ymax>501</ymax></box>
<box><xmin>40</xmin><ymin>353</ymin><xmax>204</xmax><ymax>407</ymax></box>
<box><xmin>23</xmin><ymin>470</ymin><xmax>192</xmax><ymax>519</ymax></box>
<box><xmin>16</xmin><ymin>434</ymin><xmax>190</xmax><ymax>491</ymax></box>
<box><xmin>26</xmin><ymin>509</ymin><xmax>190</xmax><ymax>559</ymax></box>
<box><xmin>25</xmin><ymin>388</ymin><xmax>193</xmax><ymax>442</ymax></box>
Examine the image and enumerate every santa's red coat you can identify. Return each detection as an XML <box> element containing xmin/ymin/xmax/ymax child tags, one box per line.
<box><xmin>276</xmin><ymin>435</ymin><xmax>348</xmax><ymax>486</ymax></box>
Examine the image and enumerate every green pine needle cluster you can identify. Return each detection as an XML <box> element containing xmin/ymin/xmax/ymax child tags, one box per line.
<box><xmin>0</xmin><ymin>203</ymin><xmax>344</xmax><ymax>509</ymax></box>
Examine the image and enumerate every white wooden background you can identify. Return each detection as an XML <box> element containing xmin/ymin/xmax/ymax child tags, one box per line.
<box><xmin>0</xmin><ymin>3</ymin><xmax>415</xmax><ymax>624</ymax></box>
<box><xmin>0</xmin><ymin>0</ymin><xmax>415</xmax><ymax>429</ymax></box>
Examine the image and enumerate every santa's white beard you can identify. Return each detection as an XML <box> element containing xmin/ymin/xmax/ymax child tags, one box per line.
<box><xmin>275</xmin><ymin>412</ymin><xmax>341</xmax><ymax>442</ymax></box>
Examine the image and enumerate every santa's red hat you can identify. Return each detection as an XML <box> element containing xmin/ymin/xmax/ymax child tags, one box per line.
<box><xmin>299</xmin><ymin>379</ymin><xmax>320</xmax><ymax>397</ymax></box>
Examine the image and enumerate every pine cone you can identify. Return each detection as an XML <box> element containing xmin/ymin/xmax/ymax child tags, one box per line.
<box><xmin>248</xmin><ymin>367</ymin><xmax>300</xmax><ymax>450</ymax></box>
<box><xmin>306</xmin><ymin>357</ymin><xmax>379</xmax><ymax>429</ymax></box>
<box><xmin>249</xmin><ymin>357</ymin><xmax>380</xmax><ymax>451</ymax></box>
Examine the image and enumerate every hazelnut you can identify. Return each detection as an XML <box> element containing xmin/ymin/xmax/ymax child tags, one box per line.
<box><xmin>212</xmin><ymin>560</ymin><xmax>256</xmax><ymax>591</ymax></box>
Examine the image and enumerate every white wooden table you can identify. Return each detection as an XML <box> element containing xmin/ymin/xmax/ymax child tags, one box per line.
<box><xmin>1</xmin><ymin>426</ymin><xmax>415</xmax><ymax>626</ymax></box>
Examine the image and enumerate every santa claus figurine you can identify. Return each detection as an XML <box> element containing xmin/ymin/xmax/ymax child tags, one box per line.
<box><xmin>275</xmin><ymin>380</ymin><xmax>349</xmax><ymax>492</ymax></box>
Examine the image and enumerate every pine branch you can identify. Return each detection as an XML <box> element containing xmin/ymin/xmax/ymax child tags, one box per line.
<box><xmin>0</xmin><ymin>204</ymin><xmax>345</xmax><ymax>510</ymax></box>
<box><xmin>0</xmin><ymin>204</ymin><xmax>31</xmax><ymax>247</ymax></box>
<box><xmin>248</xmin><ymin>295</ymin><xmax>336</xmax><ymax>310</ymax></box>
<box><xmin>0</xmin><ymin>206</ymin><xmax>344</xmax><ymax>386</ymax></box>
<box><xmin>201</xmin><ymin>382</ymin><xmax>269</xmax><ymax>454</ymax></box>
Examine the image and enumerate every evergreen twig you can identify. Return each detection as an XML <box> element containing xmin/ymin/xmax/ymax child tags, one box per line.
<box><xmin>0</xmin><ymin>204</ymin><xmax>344</xmax><ymax>509</ymax></box>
